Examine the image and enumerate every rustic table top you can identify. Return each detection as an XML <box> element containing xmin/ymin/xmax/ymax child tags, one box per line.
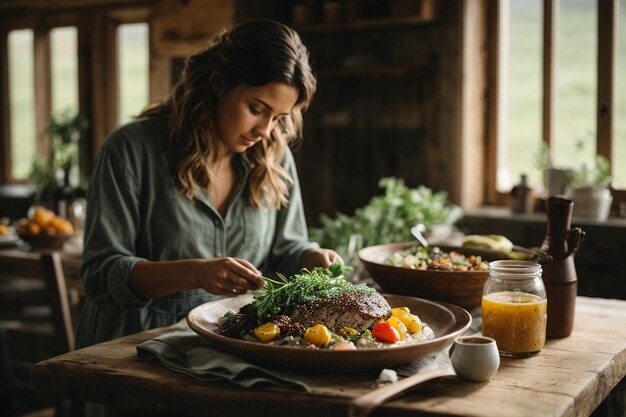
<box><xmin>32</xmin><ymin>296</ymin><xmax>626</xmax><ymax>417</ymax></box>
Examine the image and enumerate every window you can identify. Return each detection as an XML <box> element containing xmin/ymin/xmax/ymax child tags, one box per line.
<box><xmin>117</xmin><ymin>22</ymin><xmax>149</xmax><ymax>124</ymax></box>
<box><xmin>51</xmin><ymin>26</ymin><xmax>79</xmax><ymax>117</ymax></box>
<box><xmin>0</xmin><ymin>7</ymin><xmax>153</xmax><ymax>184</ymax></box>
<box><xmin>500</xmin><ymin>0</ymin><xmax>542</xmax><ymax>190</ymax></box>
<box><xmin>8</xmin><ymin>29</ymin><xmax>36</xmax><ymax>180</ymax></box>
<box><xmin>490</xmin><ymin>0</ymin><xmax>624</xmax><ymax>206</ymax></box>
<box><xmin>553</xmin><ymin>0</ymin><xmax>596</xmax><ymax>171</ymax></box>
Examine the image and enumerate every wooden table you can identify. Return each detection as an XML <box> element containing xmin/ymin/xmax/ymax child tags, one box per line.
<box><xmin>32</xmin><ymin>296</ymin><xmax>626</xmax><ymax>417</ymax></box>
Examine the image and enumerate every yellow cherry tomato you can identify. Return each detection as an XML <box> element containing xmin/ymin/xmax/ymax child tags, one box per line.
<box><xmin>406</xmin><ymin>315</ymin><xmax>422</xmax><ymax>333</ymax></box>
<box><xmin>304</xmin><ymin>324</ymin><xmax>331</xmax><ymax>347</ymax></box>
<box><xmin>386</xmin><ymin>316</ymin><xmax>408</xmax><ymax>340</ymax></box>
<box><xmin>254</xmin><ymin>322</ymin><xmax>281</xmax><ymax>343</ymax></box>
<box><xmin>391</xmin><ymin>307</ymin><xmax>410</xmax><ymax>316</ymax></box>
<box><xmin>391</xmin><ymin>308</ymin><xmax>418</xmax><ymax>331</ymax></box>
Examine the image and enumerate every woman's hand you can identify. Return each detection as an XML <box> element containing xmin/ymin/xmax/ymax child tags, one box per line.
<box><xmin>130</xmin><ymin>257</ymin><xmax>263</xmax><ymax>300</ymax></box>
<box><xmin>194</xmin><ymin>257</ymin><xmax>264</xmax><ymax>296</ymax></box>
<box><xmin>299</xmin><ymin>248</ymin><xmax>344</xmax><ymax>270</ymax></box>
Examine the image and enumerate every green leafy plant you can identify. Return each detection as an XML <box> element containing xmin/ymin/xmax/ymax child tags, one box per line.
<box><xmin>535</xmin><ymin>138</ymin><xmax>611</xmax><ymax>190</ymax></box>
<box><xmin>568</xmin><ymin>154</ymin><xmax>611</xmax><ymax>188</ymax></box>
<box><xmin>308</xmin><ymin>177</ymin><xmax>462</xmax><ymax>257</ymax></box>
<box><xmin>29</xmin><ymin>110</ymin><xmax>89</xmax><ymax>196</ymax></box>
<box><xmin>46</xmin><ymin>111</ymin><xmax>89</xmax><ymax>173</ymax></box>
<box><xmin>534</xmin><ymin>141</ymin><xmax>553</xmax><ymax>171</ymax></box>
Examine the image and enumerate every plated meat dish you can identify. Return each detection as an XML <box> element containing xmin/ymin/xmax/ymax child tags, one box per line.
<box><xmin>219</xmin><ymin>264</ymin><xmax>434</xmax><ymax>349</ymax></box>
<box><xmin>289</xmin><ymin>290</ymin><xmax>391</xmax><ymax>332</ymax></box>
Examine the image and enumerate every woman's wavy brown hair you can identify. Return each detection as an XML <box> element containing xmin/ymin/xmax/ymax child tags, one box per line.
<box><xmin>141</xmin><ymin>19</ymin><xmax>316</xmax><ymax>208</ymax></box>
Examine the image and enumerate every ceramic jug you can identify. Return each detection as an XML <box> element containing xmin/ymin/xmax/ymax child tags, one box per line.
<box><xmin>540</xmin><ymin>197</ymin><xmax>585</xmax><ymax>338</ymax></box>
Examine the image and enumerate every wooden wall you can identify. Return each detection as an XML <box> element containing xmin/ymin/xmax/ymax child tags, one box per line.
<box><xmin>232</xmin><ymin>0</ymin><xmax>488</xmax><ymax>225</ymax></box>
<box><xmin>0</xmin><ymin>0</ymin><xmax>489</xmax><ymax>226</ymax></box>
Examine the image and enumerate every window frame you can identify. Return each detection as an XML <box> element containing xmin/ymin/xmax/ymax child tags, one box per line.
<box><xmin>486</xmin><ymin>0</ymin><xmax>624</xmax><ymax>212</ymax></box>
<box><xmin>0</xmin><ymin>4</ymin><xmax>154</xmax><ymax>184</ymax></box>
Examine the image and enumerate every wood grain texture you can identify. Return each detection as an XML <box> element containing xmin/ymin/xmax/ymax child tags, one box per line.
<box><xmin>32</xmin><ymin>296</ymin><xmax>626</xmax><ymax>417</ymax></box>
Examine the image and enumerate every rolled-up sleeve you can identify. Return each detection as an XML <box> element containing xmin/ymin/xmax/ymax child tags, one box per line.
<box><xmin>80</xmin><ymin>131</ymin><xmax>149</xmax><ymax>309</ymax></box>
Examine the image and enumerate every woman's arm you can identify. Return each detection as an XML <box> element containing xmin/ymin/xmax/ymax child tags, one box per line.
<box><xmin>130</xmin><ymin>257</ymin><xmax>264</xmax><ymax>299</ymax></box>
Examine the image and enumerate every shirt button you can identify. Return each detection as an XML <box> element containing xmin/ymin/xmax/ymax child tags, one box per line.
<box><xmin>214</xmin><ymin>220</ymin><xmax>221</xmax><ymax>227</ymax></box>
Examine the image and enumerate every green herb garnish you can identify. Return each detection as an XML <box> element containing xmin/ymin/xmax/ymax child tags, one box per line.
<box><xmin>253</xmin><ymin>263</ymin><xmax>371</xmax><ymax>323</ymax></box>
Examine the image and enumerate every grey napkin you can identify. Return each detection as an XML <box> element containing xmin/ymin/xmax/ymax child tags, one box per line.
<box><xmin>136</xmin><ymin>329</ymin><xmax>312</xmax><ymax>392</ymax></box>
<box><xmin>136</xmin><ymin>326</ymin><xmax>462</xmax><ymax>397</ymax></box>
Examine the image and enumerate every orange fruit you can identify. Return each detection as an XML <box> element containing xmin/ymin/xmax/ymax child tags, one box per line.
<box><xmin>27</xmin><ymin>222</ymin><xmax>41</xmax><ymax>235</ymax></box>
<box><xmin>49</xmin><ymin>217</ymin><xmax>74</xmax><ymax>234</ymax></box>
<box><xmin>32</xmin><ymin>207</ymin><xmax>55</xmax><ymax>228</ymax></box>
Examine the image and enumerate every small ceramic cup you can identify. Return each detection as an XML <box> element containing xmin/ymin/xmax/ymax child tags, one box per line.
<box><xmin>449</xmin><ymin>336</ymin><xmax>500</xmax><ymax>382</ymax></box>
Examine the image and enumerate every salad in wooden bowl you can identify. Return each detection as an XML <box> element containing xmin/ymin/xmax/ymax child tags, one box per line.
<box><xmin>359</xmin><ymin>243</ymin><xmax>516</xmax><ymax>310</ymax></box>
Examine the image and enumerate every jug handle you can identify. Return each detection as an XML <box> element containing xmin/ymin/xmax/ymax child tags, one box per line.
<box><xmin>566</xmin><ymin>228</ymin><xmax>585</xmax><ymax>257</ymax></box>
<box><xmin>548</xmin><ymin>228</ymin><xmax>585</xmax><ymax>262</ymax></box>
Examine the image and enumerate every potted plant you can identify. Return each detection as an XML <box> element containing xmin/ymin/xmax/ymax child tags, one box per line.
<box><xmin>565</xmin><ymin>154</ymin><xmax>612</xmax><ymax>221</ymax></box>
<box><xmin>29</xmin><ymin>111</ymin><xmax>89</xmax><ymax>214</ymax></box>
<box><xmin>534</xmin><ymin>142</ymin><xmax>570</xmax><ymax>197</ymax></box>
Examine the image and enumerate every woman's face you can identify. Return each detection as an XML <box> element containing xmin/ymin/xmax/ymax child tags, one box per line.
<box><xmin>215</xmin><ymin>82</ymin><xmax>299</xmax><ymax>155</ymax></box>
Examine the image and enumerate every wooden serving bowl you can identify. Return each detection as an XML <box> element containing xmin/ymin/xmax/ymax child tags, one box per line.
<box><xmin>359</xmin><ymin>242</ymin><xmax>513</xmax><ymax>310</ymax></box>
<box><xmin>18</xmin><ymin>232</ymin><xmax>74</xmax><ymax>249</ymax></box>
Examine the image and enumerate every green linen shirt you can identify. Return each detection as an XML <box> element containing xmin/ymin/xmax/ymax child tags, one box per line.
<box><xmin>75</xmin><ymin>116</ymin><xmax>317</xmax><ymax>348</ymax></box>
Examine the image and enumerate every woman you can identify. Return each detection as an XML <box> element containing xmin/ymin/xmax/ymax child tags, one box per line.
<box><xmin>76</xmin><ymin>19</ymin><xmax>341</xmax><ymax>350</ymax></box>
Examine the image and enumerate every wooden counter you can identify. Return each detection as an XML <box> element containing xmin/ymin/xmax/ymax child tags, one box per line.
<box><xmin>32</xmin><ymin>296</ymin><xmax>626</xmax><ymax>417</ymax></box>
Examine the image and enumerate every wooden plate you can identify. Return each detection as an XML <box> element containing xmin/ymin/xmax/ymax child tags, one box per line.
<box><xmin>186</xmin><ymin>294</ymin><xmax>471</xmax><ymax>373</ymax></box>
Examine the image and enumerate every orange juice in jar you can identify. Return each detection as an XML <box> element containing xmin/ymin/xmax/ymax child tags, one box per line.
<box><xmin>482</xmin><ymin>261</ymin><xmax>547</xmax><ymax>357</ymax></box>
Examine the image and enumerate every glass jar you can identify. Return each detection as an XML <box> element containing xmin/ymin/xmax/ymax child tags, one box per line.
<box><xmin>482</xmin><ymin>260</ymin><xmax>547</xmax><ymax>358</ymax></box>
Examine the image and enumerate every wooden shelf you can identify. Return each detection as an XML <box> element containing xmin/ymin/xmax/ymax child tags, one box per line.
<box><xmin>316</xmin><ymin>66</ymin><xmax>425</xmax><ymax>78</ymax></box>
<box><xmin>296</xmin><ymin>15</ymin><xmax>437</xmax><ymax>33</ymax></box>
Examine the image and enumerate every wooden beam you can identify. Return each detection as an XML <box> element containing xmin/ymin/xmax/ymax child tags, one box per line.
<box><xmin>596</xmin><ymin>0</ymin><xmax>616</xmax><ymax>159</ymax></box>
<box><xmin>84</xmin><ymin>11</ymin><xmax>118</xmax><ymax>158</ymax></box>
<box><xmin>149</xmin><ymin>44</ymin><xmax>172</xmax><ymax>105</ymax></box>
<box><xmin>542</xmin><ymin>0</ymin><xmax>557</xmax><ymax>147</ymax></box>
<box><xmin>484</xmin><ymin>0</ymin><xmax>507</xmax><ymax>205</ymax></box>
<box><xmin>34</xmin><ymin>24</ymin><xmax>51</xmax><ymax>160</ymax></box>
<box><xmin>0</xmin><ymin>0</ymin><xmax>156</xmax><ymax>13</ymax></box>
<box><xmin>457</xmin><ymin>0</ymin><xmax>487</xmax><ymax>208</ymax></box>
<box><xmin>0</xmin><ymin>29</ymin><xmax>10</xmax><ymax>182</ymax></box>
<box><xmin>77</xmin><ymin>13</ymin><xmax>94</xmax><ymax>178</ymax></box>
<box><xmin>152</xmin><ymin>0</ymin><xmax>234</xmax><ymax>58</ymax></box>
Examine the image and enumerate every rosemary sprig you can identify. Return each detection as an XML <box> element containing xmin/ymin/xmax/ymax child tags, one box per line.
<box><xmin>252</xmin><ymin>263</ymin><xmax>371</xmax><ymax>323</ymax></box>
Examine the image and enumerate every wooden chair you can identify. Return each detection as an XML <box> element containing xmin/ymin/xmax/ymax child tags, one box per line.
<box><xmin>0</xmin><ymin>250</ymin><xmax>77</xmax><ymax>416</ymax></box>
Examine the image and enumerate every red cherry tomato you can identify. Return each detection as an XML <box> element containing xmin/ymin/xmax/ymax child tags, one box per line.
<box><xmin>372</xmin><ymin>321</ymin><xmax>401</xmax><ymax>344</ymax></box>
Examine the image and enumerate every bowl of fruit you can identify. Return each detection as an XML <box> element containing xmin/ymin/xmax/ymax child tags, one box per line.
<box><xmin>17</xmin><ymin>206</ymin><xmax>75</xmax><ymax>249</ymax></box>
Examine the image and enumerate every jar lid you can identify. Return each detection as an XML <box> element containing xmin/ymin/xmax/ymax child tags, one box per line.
<box><xmin>488</xmin><ymin>260</ymin><xmax>542</xmax><ymax>279</ymax></box>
